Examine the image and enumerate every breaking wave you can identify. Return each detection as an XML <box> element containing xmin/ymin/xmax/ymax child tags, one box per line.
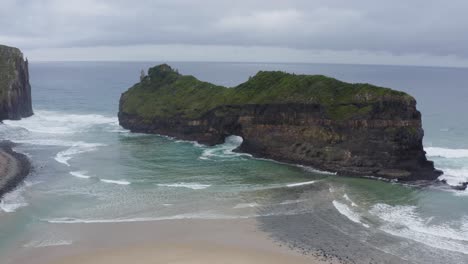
<box><xmin>157</xmin><ymin>183</ymin><xmax>211</xmax><ymax>190</ymax></box>
<box><xmin>55</xmin><ymin>142</ymin><xmax>106</xmax><ymax>166</ymax></box>
<box><xmin>199</xmin><ymin>135</ymin><xmax>251</xmax><ymax>160</ymax></box>
<box><xmin>426</xmin><ymin>147</ymin><xmax>468</xmax><ymax>159</ymax></box>
<box><xmin>439</xmin><ymin>168</ymin><xmax>468</xmax><ymax>187</ymax></box>
<box><xmin>233</xmin><ymin>203</ymin><xmax>259</xmax><ymax>209</ymax></box>
<box><xmin>2</xmin><ymin>110</ymin><xmax>118</xmax><ymax>135</ymax></box>
<box><xmin>23</xmin><ymin>239</ymin><xmax>73</xmax><ymax>248</ymax></box>
<box><xmin>69</xmin><ymin>171</ymin><xmax>92</xmax><ymax>179</ymax></box>
<box><xmin>286</xmin><ymin>180</ymin><xmax>316</xmax><ymax>187</ymax></box>
<box><xmin>332</xmin><ymin>200</ymin><xmax>369</xmax><ymax>228</ymax></box>
<box><xmin>370</xmin><ymin>203</ymin><xmax>468</xmax><ymax>254</ymax></box>
<box><xmin>43</xmin><ymin>210</ymin><xmax>309</xmax><ymax>224</ymax></box>
<box><xmin>0</xmin><ymin>186</ymin><xmax>29</xmax><ymax>213</ymax></box>
<box><xmin>100</xmin><ymin>179</ymin><xmax>131</xmax><ymax>185</ymax></box>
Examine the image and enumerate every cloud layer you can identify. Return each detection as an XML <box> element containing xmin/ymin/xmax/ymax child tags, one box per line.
<box><xmin>1</xmin><ymin>0</ymin><xmax>467</xmax><ymax>65</ymax></box>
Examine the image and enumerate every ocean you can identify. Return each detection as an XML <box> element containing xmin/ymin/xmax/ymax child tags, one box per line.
<box><xmin>0</xmin><ymin>61</ymin><xmax>468</xmax><ymax>263</ymax></box>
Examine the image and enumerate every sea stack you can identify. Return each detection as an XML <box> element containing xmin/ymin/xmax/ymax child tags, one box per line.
<box><xmin>118</xmin><ymin>64</ymin><xmax>441</xmax><ymax>181</ymax></box>
<box><xmin>0</xmin><ymin>44</ymin><xmax>33</xmax><ymax>120</ymax></box>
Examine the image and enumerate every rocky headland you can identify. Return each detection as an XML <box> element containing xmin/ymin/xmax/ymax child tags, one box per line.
<box><xmin>0</xmin><ymin>45</ymin><xmax>33</xmax><ymax>197</ymax></box>
<box><xmin>0</xmin><ymin>141</ymin><xmax>31</xmax><ymax>198</ymax></box>
<box><xmin>118</xmin><ymin>64</ymin><xmax>441</xmax><ymax>181</ymax></box>
<box><xmin>0</xmin><ymin>44</ymin><xmax>33</xmax><ymax>121</ymax></box>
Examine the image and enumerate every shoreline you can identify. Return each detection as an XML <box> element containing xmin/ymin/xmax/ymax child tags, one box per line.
<box><xmin>0</xmin><ymin>140</ymin><xmax>31</xmax><ymax>199</ymax></box>
<box><xmin>7</xmin><ymin>218</ymin><xmax>341</xmax><ymax>264</ymax></box>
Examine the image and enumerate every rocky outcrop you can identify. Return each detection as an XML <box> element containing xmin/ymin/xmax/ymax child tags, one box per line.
<box><xmin>118</xmin><ymin>64</ymin><xmax>442</xmax><ymax>181</ymax></box>
<box><xmin>0</xmin><ymin>45</ymin><xmax>33</xmax><ymax>121</ymax></box>
<box><xmin>0</xmin><ymin>141</ymin><xmax>31</xmax><ymax>198</ymax></box>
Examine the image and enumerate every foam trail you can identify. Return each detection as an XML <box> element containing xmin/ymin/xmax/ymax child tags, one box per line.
<box><xmin>287</xmin><ymin>180</ymin><xmax>316</xmax><ymax>187</ymax></box>
<box><xmin>55</xmin><ymin>142</ymin><xmax>106</xmax><ymax>166</ymax></box>
<box><xmin>174</xmin><ymin>139</ymin><xmax>204</xmax><ymax>148</ymax></box>
<box><xmin>438</xmin><ymin>168</ymin><xmax>468</xmax><ymax>187</ymax></box>
<box><xmin>2</xmin><ymin>110</ymin><xmax>118</xmax><ymax>135</ymax></box>
<box><xmin>157</xmin><ymin>183</ymin><xmax>211</xmax><ymax>190</ymax></box>
<box><xmin>343</xmin><ymin>194</ymin><xmax>358</xmax><ymax>207</ymax></box>
<box><xmin>69</xmin><ymin>171</ymin><xmax>92</xmax><ymax>179</ymax></box>
<box><xmin>44</xmin><ymin>211</ymin><xmax>305</xmax><ymax>224</ymax></box>
<box><xmin>199</xmin><ymin>135</ymin><xmax>251</xmax><ymax>160</ymax></box>
<box><xmin>18</xmin><ymin>139</ymin><xmax>106</xmax><ymax>168</ymax></box>
<box><xmin>370</xmin><ymin>203</ymin><xmax>468</xmax><ymax>254</ymax></box>
<box><xmin>0</xmin><ymin>187</ymin><xmax>28</xmax><ymax>213</ymax></box>
<box><xmin>23</xmin><ymin>240</ymin><xmax>72</xmax><ymax>248</ymax></box>
<box><xmin>279</xmin><ymin>199</ymin><xmax>308</xmax><ymax>205</ymax></box>
<box><xmin>14</xmin><ymin>139</ymin><xmax>78</xmax><ymax>147</ymax></box>
<box><xmin>45</xmin><ymin>213</ymin><xmax>242</xmax><ymax>224</ymax></box>
<box><xmin>425</xmin><ymin>147</ymin><xmax>468</xmax><ymax>159</ymax></box>
<box><xmin>100</xmin><ymin>179</ymin><xmax>131</xmax><ymax>185</ymax></box>
<box><xmin>233</xmin><ymin>203</ymin><xmax>259</xmax><ymax>209</ymax></box>
<box><xmin>332</xmin><ymin>200</ymin><xmax>369</xmax><ymax>228</ymax></box>
<box><xmin>298</xmin><ymin>165</ymin><xmax>337</xmax><ymax>175</ymax></box>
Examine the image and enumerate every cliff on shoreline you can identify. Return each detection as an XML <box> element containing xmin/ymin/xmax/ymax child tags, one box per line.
<box><xmin>0</xmin><ymin>44</ymin><xmax>33</xmax><ymax>121</ymax></box>
<box><xmin>118</xmin><ymin>64</ymin><xmax>441</xmax><ymax>181</ymax></box>
<box><xmin>0</xmin><ymin>45</ymin><xmax>33</xmax><ymax>198</ymax></box>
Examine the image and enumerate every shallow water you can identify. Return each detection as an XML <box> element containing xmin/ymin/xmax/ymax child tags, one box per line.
<box><xmin>0</xmin><ymin>62</ymin><xmax>467</xmax><ymax>263</ymax></box>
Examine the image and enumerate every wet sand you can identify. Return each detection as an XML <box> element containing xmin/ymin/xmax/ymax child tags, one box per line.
<box><xmin>7</xmin><ymin>218</ymin><xmax>340</xmax><ymax>264</ymax></box>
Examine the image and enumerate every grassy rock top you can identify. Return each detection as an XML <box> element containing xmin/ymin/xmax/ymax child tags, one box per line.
<box><xmin>120</xmin><ymin>64</ymin><xmax>414</xmax><ymax>120</ymax></box>
<box><xmin>0</xmin><ymin>45</ymin><xmax>24</xmax><ymax>101</ymax></box>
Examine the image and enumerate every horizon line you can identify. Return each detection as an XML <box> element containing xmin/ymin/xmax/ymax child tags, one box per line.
<box><xmin>28</xmin><ymin>60</ymin><xmax>468</xmax><ymax>70</ymax></box>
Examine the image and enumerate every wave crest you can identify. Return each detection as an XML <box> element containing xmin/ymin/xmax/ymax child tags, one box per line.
<box><xmin>426</xmin><ymin>147</ymin><xmax>468</xmax><ymax>159</ymax></box>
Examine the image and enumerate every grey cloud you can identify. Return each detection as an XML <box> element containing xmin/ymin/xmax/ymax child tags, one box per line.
<box><xmin>1</xmin><ymin>0</ymin><xmax>468</xmax><ymax>59</ymax></box>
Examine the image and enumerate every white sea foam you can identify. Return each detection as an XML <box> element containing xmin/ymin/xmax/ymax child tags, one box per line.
<box><xmin>279</xmin><ymin>199</ymin><xmax>308</xmax><ymax>205</ymax></box>
<box><xmin>43</xmin><ymin>211</ymin><xmax>306</xmax><ymax>224</ymax></box>
<box><xmin>343</xmin><ymin>194</ymin><xmax>358</xmax><ymax>207</ymax></box>
<box><xmin>425</xmin><ymin>147</ymin><xmax>468</xmax><ymax>159</ymax></box>
<box><xmin>370</xmin><ymin>203</ymin><xmax>468</xmax><ymax>254</ymax></box>
<box><xmin>174</xmin><ymin>139</ymin><xmax>204</xmax><ymax>148</ymax></box>
<box><xmin>23</xmin><ymin>239</ymin><xmax>73</xmax><ymax>248</ymax></box>
<box><xmin>55</xmin><ymin>142</ymin><xmax>106</xmax><ymax>166</ymax></box>
<box><xmin>438</xmin><ymin>168</ymin><xmax>468</xmax><ymax>187</ymax></box>
<box><xmin>3</xmin><ymin>110</ymin><xmax>119</xmax><ymax>134</ymax></box>
<box><xmin>45</xmin><ymin>213</ymin><xmax>244</xmax><ymax>224</ymax></box>
<box><xmin>69</xmin><ymin>171</ymin><xmax>92</xmax><ymax>179</ymax></box>
<box><xmin>233</xmin><ymin>202</ymin><xmax>259</xmax><ymax>209</ymax></box>
<box><xmin>14</xmin><ymin>139</ymin><xmax>78</xmax><ymax>147</ymax></box>
<box><xmin>332</xmin><ymin>200</ymin><xmax>369</xmax><ymax>228</ymax></box>
<box><xmin>286</xmin><ymin>180</ymin><xmax>316</xmax><ymax>187</ymax></box>
<box><xmin>0</xmin><ymin>187</ymin><xmax>28</xmax><ymax>213</ymax></box>
<box><xmin>100</xmin><ymin>179</ymin><xmax>131</xmax><ymax>185</ymax></box>
<box><xmin>157</xmin><ymin>183</ymin><xmax>211</xmax><ymax>190</ymax></box>
<box><xmin>298</xmin><ymin>165</ymin><xmax>337</xmax><ymax>175</ymax></box>
<box><xmin>199</xmin><ymin>135</ymin><xmax>251</xmax><ymax>160</ymax></box>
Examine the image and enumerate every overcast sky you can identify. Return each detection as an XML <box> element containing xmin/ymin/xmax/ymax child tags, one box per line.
<box><xmin>1</xmin><ymin>0</ymin><xmax>468</xmax><ymax>66</ymax></box>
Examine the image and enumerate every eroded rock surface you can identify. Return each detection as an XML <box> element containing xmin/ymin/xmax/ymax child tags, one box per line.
<box><xmin>119</xmin><ymin>64</ymin><xmax>441</xmax><ymax>180</ymax></box>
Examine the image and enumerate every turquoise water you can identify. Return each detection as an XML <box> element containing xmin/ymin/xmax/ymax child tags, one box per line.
<box><xmin>0</xmin><ymin>62</ymin><xmax>468</xmax><ymax>263</ymax></box>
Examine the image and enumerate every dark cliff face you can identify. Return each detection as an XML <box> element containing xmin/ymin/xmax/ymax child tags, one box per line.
<box><xmin>0</xmin><ymin>45</ymin><xmax>33</xmax><ymax>121</ymax></box>
<box><xmin>118</xmin><ymin>64</ymin><xmax>441</xmax><ymax>181</ymax></box>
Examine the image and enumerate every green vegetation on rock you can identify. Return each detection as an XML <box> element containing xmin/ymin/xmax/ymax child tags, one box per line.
<box><xmin>120</xmin><ymin>64</ymin><xmax>414</xmax><ymax>120</ymax></box>
<box><xmin>0</xmin><ymin>45</ymin><xmax>22</xmax><ymax>102</ymax></box>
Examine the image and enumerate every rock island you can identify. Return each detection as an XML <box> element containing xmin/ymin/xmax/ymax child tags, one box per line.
<box><xmin>119</xmin><ymin>64</ymin><xmax>441</xmax><ymax>181</ymax></box>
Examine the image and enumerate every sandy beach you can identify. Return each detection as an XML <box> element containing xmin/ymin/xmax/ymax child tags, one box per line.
<box><xmin>7</xmin><ymin>218</ymin><xmax>340</xmax><ymax>264</ymax></box>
